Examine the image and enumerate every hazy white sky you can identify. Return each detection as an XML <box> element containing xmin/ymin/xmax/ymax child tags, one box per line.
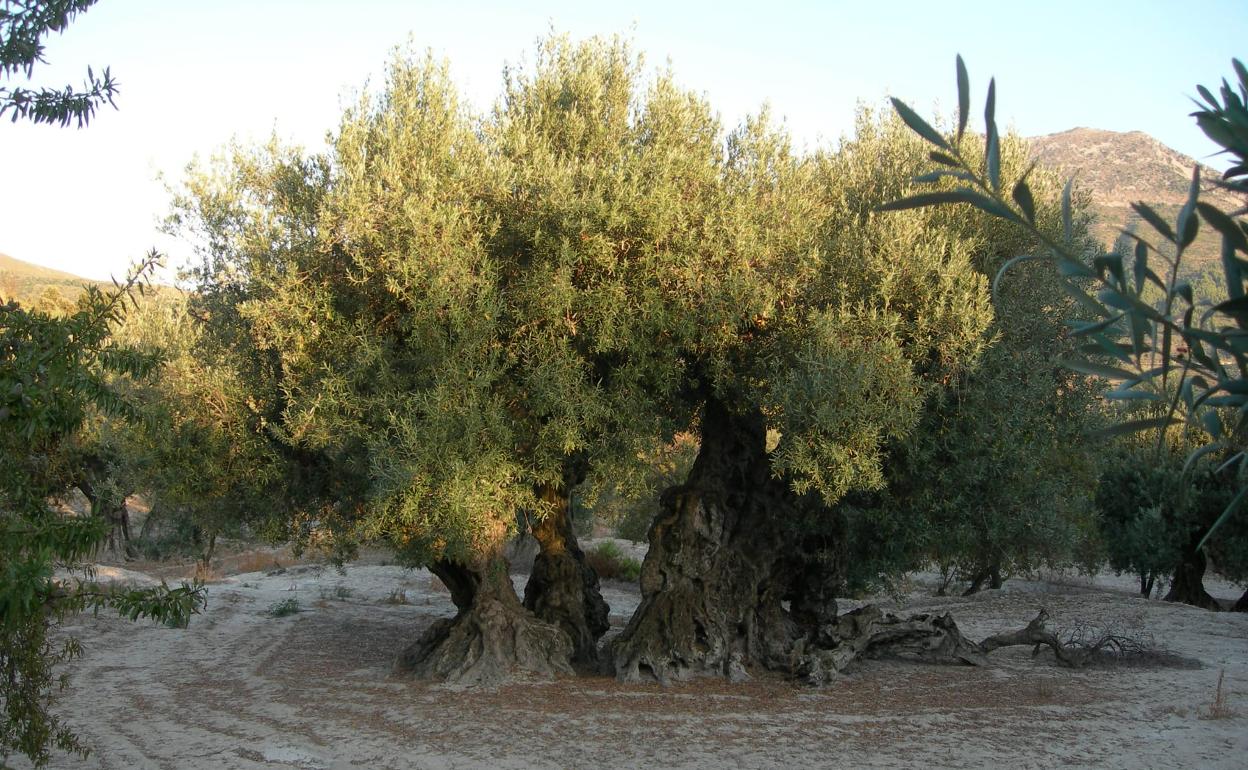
<box><xmin>2</xmin><ymin>0</ymin><xmax>1246</xmax><ymax>281</ymax></box>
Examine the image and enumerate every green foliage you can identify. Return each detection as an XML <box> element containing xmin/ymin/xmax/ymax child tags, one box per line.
<box><xmin>888</xmin><ymin>56</ymin><xmax>1248</xmax><ymax>551</ymax></box>
<box><xmin>266</xmin><ymin>597</ymin><xmax>301</xmax><ymax>618</ymax></box>
<box><xmin>789</xmin><ymin>105</ymin><xmax>1101</xmax><ymax>594</ymax></box>
<box><xmin>585</xmin><ymin>432</ymin><xmax>698</xmax><ymax>543</ymax></box>
<box><xmin>169</xmin><ymin>36</ymin><xmax>1000</xmax><ymax>585</ymax></box>
<box><xmin>1097</xmin><ymin>448</ymin><xmax>1242</xmax><ymax>592</ymax></box>
<box><xmin>1</xmin><ymin>11</ymin><xmax>203</xmax><ymax>764</ymax></box>
<box><xmin>107</xmin><ymin>291</ymin><xmax>288</xmax><ymax>561</ymax></box>
<box><xmin>0</xmin><ymin>1</ymin><xmax>117</xmax><ymax>127</ymax></box>
<box><xmin>728</xmin><ymin>107</ymin><xmax>995</xmax><ymax>503</ymax></box>
<box><xmin>584</xmin><ymin>541</ymin><xmax>642</xmax><ymax>583</ymax></box>
<box><xmin>1</xmin><ymin>257</ymin><xmax>205</xmax><ymax>768</ymax></box>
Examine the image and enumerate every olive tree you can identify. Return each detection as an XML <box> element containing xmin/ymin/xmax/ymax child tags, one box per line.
<box><xmin>100</xmin><ymin>292</ymin><xmax>290</xmax><ymax>570</ymax></box>
<box><xmin>171</xmin><ymin>37</ymin><xmax>752</xmax><ymax>681</ymax></box>
<box><xmin>844</xmin><ymin>130</ymin><xmax>1104</xmax><ymax>597</ymax></box>
<box><xmin>888</xmin><ymin>56</ymin><xmax>1248</xmax><ymax>609</ymax></box>
<box><xmin>607</xmin><ymin>107</ymin><xmax>1000</xmax><ymax>682</ymax></box>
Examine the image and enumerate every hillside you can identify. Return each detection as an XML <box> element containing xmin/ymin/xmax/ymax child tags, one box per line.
<box><xmin>1029</xmin><ymin>128</ymin><xmax>1245</xmax><ymax>269</ymax></box>
<box><xmin>0</xmin><ymin>251</ymin><xmax>108</xmax><ymax>306</ymax></box>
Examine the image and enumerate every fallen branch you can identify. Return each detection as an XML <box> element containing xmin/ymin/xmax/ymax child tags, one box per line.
<box><xmin>792</xmin><ymin>605</ymin><xmax>986</xmax><ymax>685</ymax></box>
<box><xmin>979</xmin><ymin>609</ymin><xmax>1158</xmax><ymax>668</ymax></box>
<box><xmin>793</xmin><ymin>606</ymin><xmax>1161</xmax><ymax>684</ymax></box>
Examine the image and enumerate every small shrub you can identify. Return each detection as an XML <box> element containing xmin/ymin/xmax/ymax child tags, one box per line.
<box><xmin>324</xmin><ymin>585</ymin><xmax>353</xmax><ymax>600</ymax></box>
<box><xmin>1204</xmin><ymin>670</ymin><xmax>1235</xmax><ymax>720</ymax></box>
<box><xmin>586</xmin><ymin>541</ymin><xmax>643</xmax><ymax>582</ymax></box>
<box><xmin>383</xmin><ymin>588</ymin><xmax>410</xmax><ymax>605</ymax></box>
<box><xmin>192</xmin><ymin>563</ymin><xmax>222</xmax><ymax>583</ymax></box>
<box><xmin>267</xmin><ymin>598</ymin><xmax>301</xmax><ymax>618</ymax></box>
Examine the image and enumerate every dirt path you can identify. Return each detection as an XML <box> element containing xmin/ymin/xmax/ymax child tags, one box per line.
<box><xmin>24</xmin><ymin>564</ymin><xmax>1248</xmax><ymax>769</ymax></box>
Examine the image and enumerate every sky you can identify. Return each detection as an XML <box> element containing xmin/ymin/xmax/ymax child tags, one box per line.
<box><xmin>2</xmin><ymin>0</ymin><xmax>1246</xmax><ymax>282</ymax></box>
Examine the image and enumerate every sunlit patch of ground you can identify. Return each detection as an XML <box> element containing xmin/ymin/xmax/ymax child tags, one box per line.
<box><xmin>25</xmin><ymin>554</ymin><xmax>1248</xmax><ymax>770</ymax></box>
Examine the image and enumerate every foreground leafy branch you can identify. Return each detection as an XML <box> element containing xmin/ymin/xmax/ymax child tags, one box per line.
<box><xmin>0</xmin><ymin>1</ymin><xmax>118</xmax><ymax>126</ymax></box>
<box><xmin>885</xmin><ymin>55</ymin><xmax>1248</xmax><ymax>548</ymax></box>
<box><xmin>2</xmin><ymin>254</ymin><xmax>206</xmax><ymax>767</ymax></box>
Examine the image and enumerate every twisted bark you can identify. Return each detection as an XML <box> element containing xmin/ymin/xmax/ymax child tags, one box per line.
<box><xmin>608</xmin><ymin>396</ymin><xmax>797</xmax><ymax>683</ymax></box>
<box><xmin>523</xmin><ymin>481</ymin><xmax>610</xmax><ymax>665</ymax></box>
<box><xmin>395</xmin><ymin>556</ymin><xmax>573</xmax><ymax>686</ymax></box>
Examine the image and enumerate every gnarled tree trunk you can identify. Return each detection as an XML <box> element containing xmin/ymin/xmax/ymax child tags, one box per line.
<box><xmin>607</xmin><ymin>395</ymin><xmax>1042</xmax><ymax>685</ymax></box>
<box><xmin>1164</xmin><ymin>535</ymin><xmax>1221</xmax><ymax>610</ymax></box>
<box><xmin>395</xmin><ymin>555</ymin><xmax>574</xmax><ymax>685</ymax></box>
<box><xmin>961</xmin><ymin>560</ymin><xmax>1003</xmax><ymax>596</ymax></box>
<box><xmin>523</xmin><ymin>480</ymin><xmax>610</xmax><ymax>665</ymax></box>
<box><xmin>608</xmin><ymin>396</ymin><xmax>798</xmax><ymax>683</ymax></box>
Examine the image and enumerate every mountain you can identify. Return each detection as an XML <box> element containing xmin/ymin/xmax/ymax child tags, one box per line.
<box><xmin>0</xmin><ymin>252</ymin><xmax>107</xmax><ymax>306</ymax></box>
<box><xmin>1028</xmin><ymin>127</ymin><xmax>1245</xmax><ymax>269</ymax></box>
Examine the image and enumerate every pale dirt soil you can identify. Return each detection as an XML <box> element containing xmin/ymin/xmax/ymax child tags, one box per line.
<box><xmin>20</xmin><ymin>543</ymin><xmax>1248</xmax><ymax>769</ymax></box>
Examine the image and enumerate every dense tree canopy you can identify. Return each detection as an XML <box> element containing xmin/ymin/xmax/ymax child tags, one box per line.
<box><xmin>166</xmin><ymin>36</ymin><xmax>1018</xmax><ymax>682</ymax></box>
<box><xmin>836</xmin><ymin>126</ymin><xmax>1104</xmax><ymax>596</ymax></box>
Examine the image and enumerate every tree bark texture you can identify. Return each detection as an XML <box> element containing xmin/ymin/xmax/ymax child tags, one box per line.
<box><xmin>608</xmin><ymin>396</ymin><xmax>799</xmax><ymax>683</ymax></box>
<box><xmin>395</xmin><ymin>556</ymin><xmax>574</xmax><ymax>685</ymax></box>
<box><xmin>791</xmin><ymin>606</ymin><xmax>985</xmax><ymax>685</ymax></box>
<box><xmin>523</xmin><ymin>481</ymin><xmax>610</xmax><ymax>665</ymax></box>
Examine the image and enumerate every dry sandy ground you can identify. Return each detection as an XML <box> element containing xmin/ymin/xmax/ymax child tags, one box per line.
<box><xmin>21</xmin><ymin>544</ymin><xmax>1248</xmax><ymax>770</ymax></box>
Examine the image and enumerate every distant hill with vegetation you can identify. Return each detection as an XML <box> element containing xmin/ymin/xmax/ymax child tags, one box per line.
<box><xmin>0</xmin><ymin>252</ymin><xmax>110</xmax><ymax>307</ymax></box>
<box><xmin>0</xmin><ymin>252</ymin><xmax>181</xmax><ymax>310</ymax></box>
<box><xmin>1029</xmin><ymin>127</ymin><xmax>1246</xmax><ymax>269</ymax></box>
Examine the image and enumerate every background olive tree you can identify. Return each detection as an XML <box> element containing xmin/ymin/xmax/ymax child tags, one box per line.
<box><xmin>1</xmin><ymin>260</ymin><xmax>204</xmax><ymax>768</ymax></box>
<box><xmin>887</xmin><ymin>55</ymin><xmax>1248</xmax><ymax>608</ymax></box>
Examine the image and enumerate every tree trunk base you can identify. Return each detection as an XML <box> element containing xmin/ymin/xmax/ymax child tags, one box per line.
<box><xmin>523</xmin><ymin>482</ymin><xmax>610</xmax><ymax>666</ymax></box>
<box><xmin>608</xmin><ymin>565</ymin><xmax>792</xmax><ymax>684</ymax></box>
<box><xmin>395</xmin><ymin>558</ymin><xmax>573</xmax><ymax>686</ymax></box>
<box><xmin>608</xmin><ymin>397</ymin><xmax>816</xmax><ymax>684</ymax></box>
<box><xmin>1164</xmin><ymin>549</ymin><xmax>1221</xmax><ymax>611</ymax></box>
<box><xmin>606</xmin><ymin>431</ymin><xmax>796</xmax><ymax>684</ymax></box>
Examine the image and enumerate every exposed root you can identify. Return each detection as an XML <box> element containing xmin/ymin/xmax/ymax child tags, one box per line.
<box><xmin>787</xmin><ymin>606</ymin><xmax>1190</xmax><ymax>685</ymax></box>
<box><xmin>791</xmin><ymin>606</ymin><xmax>985</xmax><ymax>686</ymax></box>
<box><xmin>394</xmin><ymin>558</ymin><xmax>573</xmax><ymax>686</ymax></box>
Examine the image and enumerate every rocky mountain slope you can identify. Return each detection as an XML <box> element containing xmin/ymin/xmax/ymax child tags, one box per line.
<box><xmin>1029</xmin><ymin>128</ymin><xmax>1245</xmax><ymax>268</ymax></box>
